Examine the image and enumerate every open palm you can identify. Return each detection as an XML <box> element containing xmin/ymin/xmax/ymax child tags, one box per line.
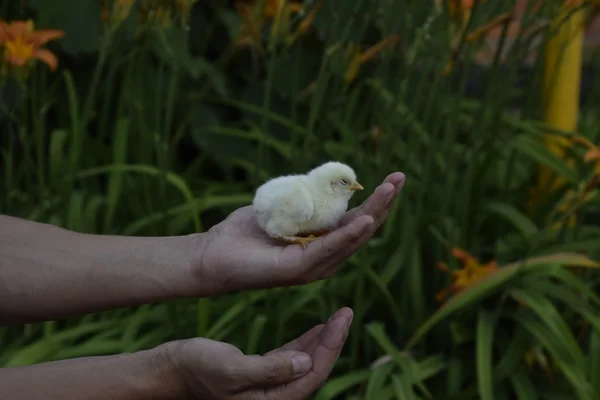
<box><xmin>169</xmin><ymin>307</ymin><xmax>354</xmax><ymax>400</ymax></box>
<box><xmin>197</xmin><ymin>172</ymin><xmax>406</xmax><ymax>293</ymax></box>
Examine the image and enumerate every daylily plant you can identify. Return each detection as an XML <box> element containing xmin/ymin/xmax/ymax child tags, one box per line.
<box><xmin>234</xmin><ymin>0</ymin><xmax>322</xmax><ymax>53</ymax></box>
<box><xmin>100</xmin><ymin>0</ymin><xmax>196</xmax><ymax>32</ymax></box>
<box><xmin>438</xmin><ymin>0</ymin><xmax>513</xmax><ymax>75</ymax></box>
<box><xmin>0</xmin><ymin>19</ymin><xmax>64</xmax><ymax>77</ymax></box>
<box><xmin>435</xmin><ymin>248</ymin><xmax>498</xmax><ymax>302</ymax></box>
<box><xmin>344</xmin><ymin>35</ymin><xmax>402</xmax><ymax>84</ymax></box>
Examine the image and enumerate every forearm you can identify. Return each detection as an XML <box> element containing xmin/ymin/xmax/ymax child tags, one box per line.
<box><xmin>0</xmin><ymin>215</ymin><xmax>206</xmax><ymax>325</ymax></box>
<box><xmin>0</xmin><ymin>346</ymin><xmax>182</xmax><ymax>400</ymax></box>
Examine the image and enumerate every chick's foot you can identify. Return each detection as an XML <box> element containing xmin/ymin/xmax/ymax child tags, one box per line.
<box><xmin>300</xmin><ymin>228</ymin><xmax>334</xmax><ymax>238</ymax></box>
<box><xmin>279</xmin><ymin>234</ymin><xmax>319</xmax><ymax>249</ymax></box>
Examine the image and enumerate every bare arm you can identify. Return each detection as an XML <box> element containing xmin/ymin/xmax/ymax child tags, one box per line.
<box><xmin>0</xmin><ymin>171</ymin><xmax>405</xmax><ymax>325</ymax></box>
<box><xmin>0</xmin><ymin>215</ymin><xmax>206</xmax><ymax>325</ymax></box>
<box><xmin>0</xmin><ymin>345</ymin><xmax>181</xmax><ymax>400</ymax></box>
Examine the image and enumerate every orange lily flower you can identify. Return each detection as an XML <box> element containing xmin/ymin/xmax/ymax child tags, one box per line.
<box><xmin>0</xmin><ymin>19</ymin><xmax>64</xmax><ymax>72</ymax></box>
<box><xmin>572</xmin><ymin>135</ymin><xmax>600</xmax><ymax>166</ymax></box>
<box><xmin>547</xmin><ymin>135</ymin><xmax>600</xmax><ymax>230</ymax></box>
<box><xmin>435</xmin><ymin>248</ymin><xmax>498</xmax><ymax>302</ymax></box>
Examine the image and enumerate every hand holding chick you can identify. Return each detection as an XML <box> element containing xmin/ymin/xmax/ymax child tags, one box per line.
<box><xmin>196</xmin><ymin>171</ymin><xmax>405</xmax><ymax>292</ymax></box>
<box><xmin>252</xmin><ymin>162</ymin><xmax>364</xmax><ymax>248</ymax></box>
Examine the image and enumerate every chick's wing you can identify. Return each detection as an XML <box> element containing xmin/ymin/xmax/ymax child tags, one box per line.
<box><xmin>253</xmin><ymin>176</ymin><xmax>314</xmax><ymax>230</ymax></box>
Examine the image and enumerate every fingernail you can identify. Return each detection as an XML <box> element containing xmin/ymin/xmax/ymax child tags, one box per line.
<box><xmin>396</xmin><ymin>174</ymin><xmax>406</xmax><ymax>194</ymax></box>
<box><xmin>346</xmin><ymin>312</ymin><xmax>354</xmax><ymax>330</ymax></box>
<box><xmin>292</xmin><ymin>354</ymin><xmax>312</xmax><ymax>376</ymax></box>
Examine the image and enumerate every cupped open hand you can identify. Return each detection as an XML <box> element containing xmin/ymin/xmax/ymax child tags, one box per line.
<box><xmin>164</xmin><ymin>307</ymin><xmax>354</xmax><ymax>400</ymax></box>
<box><xmin>196</xmin><ymin>172</ymin><xmax>406</xmax><ymax>293</ymax></box>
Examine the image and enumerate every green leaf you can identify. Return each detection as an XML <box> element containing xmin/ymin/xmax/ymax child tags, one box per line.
<box><xmin>476</xmin><ymin>309</ymin><xmax>495</xmax><ymax>400</ymax></box>
<box><xmin>4</xmin><ymin>321</ymin><xmax>116</xmax><ymax>367</ymax></box>
<box><xmin>405</xmin><ymin>253</ymin><xmax>600</xmax><ymax>349</ymax></box>
<box><xmin>366</xmin><ymin>323</ymin><xmax>431</xmax><ymax>398</ymax></box>
<box><xmin>509</xmin><ymin>366</ymin><xmax>539</xmax><ymax>400</ymax></box>
<box><xmin>48</xmin><ymin>130</ymin><xmax>68</xmax><ymax>182</ymax></box>
<box><xmin>315</xmin><ymin>370</ymin><xmax>372</xmax><ymax>400</ymax></box>
<box><xmin>511</xmin><ymin>134</ymin><xmax>578</xmax><ymax>183</ymax></box>
<box><xmin>246</xmin><ymin>314</ymin><xmax>268</xmax><ymax>355</ymax></box>
<box><xmin>589</xmin><ymin>332</ymin><xmax>600</xmax><ymax>390</ymax></box>
<box><xmin>366</xmin><ymin>363</ymin><xmax>394</xmax><ymax>400</ymax></box>
<box><xmin>122</xmin><ymin>194</ymin><xmax>251</xmax><ymax>235</ymax></box>
<box><xmin>485</xmin><ymin>201</ymin><xmax>539</xmax><ymax>238</ymax></box>
<box><xmin>205</xmin><ymin>292</ymin><xmax>267</xmax><ymax>340</ymax></box>
<box><xmin>71</xmin><ymin>163</ymin><xmax>201</xmax><ymax>232</ymax></box>
<box><xmin>510</xmin><ymin>310</ymin><xmax>596</xmax><ymax>400</ymax></box>
<box><xmin>391</xmin><ymin>373</ymin><xmax>419</xmax><ymax>400</ymax></box>
<box><xmin>104</xmin><ymin>118</ymin><xmax>130</xmax><ymax>232</ymax></box>
<box><xmin>508</xmin><ymin>288</ymin><xmax>585</xmax><ymax>367</ymax></box>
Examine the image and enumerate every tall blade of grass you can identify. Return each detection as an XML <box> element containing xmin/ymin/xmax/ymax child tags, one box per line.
<box><xmin>52</xmin><ymin>340</ymin><xmax>123</xmax><ymax>360</ymax></box>
<box><xmin>365</xmin><ymin>269</ymin><xmax>405</xmax><ymax>330</ymax></box>
<box><xmin>103</xmin><ymin>117</ymin><xmax>130</xmax><ymax>232</ymax></box>
<box><xmin>122</xmin><ymin>194</ymin><xmax>252</xmax><ymax>235</ymax></box>
<box><xmin>509</xmin><ymin>366</ymin><xmax>539</xmax><ymax>400</ymax></box>
<box><xmin>476</xmin><ymin>309</ymin><xmax>495</xmax><ymax>400</ymax></box>
<box><xmin>315</xmin><ymin>370</ymin><xmax>372</xmax><ymax>400</ymax></box>
<box><xmin>196</xmin><ymin>298</ymin><xmax>211</xmax><ymax>338</ymax></box>
<box><xmin>485</xmin><ymin>201</ymin><xmax>539</xmax><ymax>238</ymax></box>
<box><xmin>121</xmin><ymin>304</ymin><xmax>152</xmax><ymax>349</ymax></box>
<box><xmin>589</xmin><ymin>331</ymin><xmax>600</xmax><ymax>390</ymax></box>
<box><xmin>245</xmin><ymin>314</ymin><xmax>267</xmax><ymax>355</ymax></box>
<box><xmin>366</xmin><ymin>363</ymin><xmax>394</xmax><ymax>400</ymax></box>
<box><xmin>48</xmin><ymin>129</ymin><xmax>68</xmax><ymax>183</ymax></box>
<box><xmin>205</xmin><ymin>292</ymin><xmax>267</xmax><ymax>340</ymax></box>
<box><xmin>366</xmin><ymin>323</ymin><xmax>431</xmax><ymax>398</ymax></box>
<box><xmin>405</xmin><ymin>253</ymin><xmax>600</xmax><ymax>349</ymax></box>
<box><xmin>511</xmin><ymin>134</ymin><xmax>579</xmax><ymax>184</ymax></box>
<box><xmin>509</xmin><ymin>288</ymin><xmax>585</xmax><ymax>367</ymax></box>
<box><xmin>509</xmin><ymin>309</ymin><xmax>595</xmax><ymax>400</ymax></box>
<box><xmin>391</xmin><ymin>373</ymin><xmax>419</xmax><ymax>400</ymax></box>
<box><xmin>3</xmin><ymin>321</ymin><xmax>116</xmax><ymax>367</ymax></box>
<box><xmin>70</xmin><ymin>163</ymin><xmax>201</xmax><ymax>232</ymax></box>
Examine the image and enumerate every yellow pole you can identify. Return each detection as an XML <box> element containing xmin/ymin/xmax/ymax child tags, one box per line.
<box><xmin>530</xmin><ymin>2</ymin><xmax>586</xmax><ymax>212</ymax></box>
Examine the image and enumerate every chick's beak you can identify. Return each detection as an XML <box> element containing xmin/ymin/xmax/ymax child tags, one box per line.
<box><xmin>349</xmin><ymin>181</ymin><xmax>364</xmax><ymax>191</ymax></box>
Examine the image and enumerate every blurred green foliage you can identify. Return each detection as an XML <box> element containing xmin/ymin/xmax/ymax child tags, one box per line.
<box><xmin>3</xmin><ymin>0</ymin><xmax>600</xmax><ymax>398</ymax></box>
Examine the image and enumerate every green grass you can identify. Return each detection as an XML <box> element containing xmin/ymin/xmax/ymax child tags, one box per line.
<box><xmin>2</xmin><ymin>0</ymin><xmax>600</xmax><ymax>398</ymax></box>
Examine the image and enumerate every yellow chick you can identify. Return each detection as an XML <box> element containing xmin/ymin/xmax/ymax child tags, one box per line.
<box><xmin>252</xmin><ymin>161</ymin><xmax>364</xmax><ymax>248</ymax></box>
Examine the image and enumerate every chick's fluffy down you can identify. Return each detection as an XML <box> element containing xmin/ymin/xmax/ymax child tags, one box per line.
<box><xmin>253</xmin><ymin>175</ymin><xmax>344</xmax><ymax>240</ymax></box>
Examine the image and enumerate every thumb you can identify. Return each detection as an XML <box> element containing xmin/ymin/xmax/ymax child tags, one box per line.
<box><xmin>240</xmin><ymin>351</ymin><xmax>313</xmax><ymax>387</ymax></box>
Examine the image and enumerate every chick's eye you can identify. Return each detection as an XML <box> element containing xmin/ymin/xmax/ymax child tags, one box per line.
<box><xmin>341</xmin><ymin>179</ymin><xmax>348</xmax><ymax>185</ymax></box>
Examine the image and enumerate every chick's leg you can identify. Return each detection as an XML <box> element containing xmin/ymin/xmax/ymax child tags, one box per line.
<box><xmin>300</xmin><ymin>228</ymin><xmax>334</xmax><ymax>238</ymax></box>
<box><xmin>279</xmin><ymin>235</ymin><xmax>319</xmax><ymax>249</ymax></box>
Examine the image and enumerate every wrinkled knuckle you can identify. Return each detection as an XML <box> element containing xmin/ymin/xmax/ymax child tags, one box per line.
<box><xmin>266</xmin><ymin>362</ymin><xmax>282</xmax><ymax>382</ymax></box>
<box><xmin>222</xmin><ymin>364</ymin><xmax>248</xmax><ymax>393</ymax></box>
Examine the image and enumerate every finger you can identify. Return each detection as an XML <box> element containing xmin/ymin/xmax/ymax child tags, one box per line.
<box><xmin>341</xmin><ymin>172</ymin><xmax>406</xmax><ymax>226</ymax></box>
<box><xmin>306</xmin><ymin>307</ymin><xmax>353</xmax><ymax>377</ymax></box>
<box><xmin>302</xmin><ymin>215</ymin><xmax>374</xmax><ymax>267</ymax></box>
<box><xmin>279</xmin><ymin>307</ymin><xmax>354</xmax><ymax>398</ymax></box>
<box><xmin>236</xmin><ymin>350</ymin><xmax>313</xmax><ymax>389</ymax></box>
<box><xmin>264</xmin><ymin>324</ymin><xmax>325</xmax><ymax>356</ymax></box>
<box><xmin>298</xmin><ymin>308</ymin><xmax>350</xmax><ymax>356</ymax></box>
<box><xmin>308</xmin><ymin>222</ymin><xmax>377</xmax><ymax>280</ymax></box>
<box><xmin>315</xmin><ymin>174</ymin><xmax>406</xmax><ymax>274</ymax></box>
